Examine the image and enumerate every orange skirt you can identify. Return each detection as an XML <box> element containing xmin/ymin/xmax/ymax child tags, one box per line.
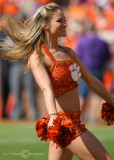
<box><xmin>35</xmin><ymin>111</ymin><xmax>87</xmax><ymax>148</ymax></box>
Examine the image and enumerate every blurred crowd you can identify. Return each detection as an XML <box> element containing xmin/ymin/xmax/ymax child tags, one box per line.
<box><xmin>0</xmin><ymin>0</ymin><xmax>114</xmax><ymax>124</ymax></box>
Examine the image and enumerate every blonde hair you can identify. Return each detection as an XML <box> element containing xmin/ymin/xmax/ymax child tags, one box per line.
<box><xmin>0</xmin><ymin>3</ymin><xmax>62</xmax><ymax>73</ymax></box>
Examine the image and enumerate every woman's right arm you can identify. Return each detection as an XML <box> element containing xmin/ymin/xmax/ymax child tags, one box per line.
<box><xmin>29</xmin><ymin>51</ymin><xmax>57</xmax><ymax>116</ymax></box>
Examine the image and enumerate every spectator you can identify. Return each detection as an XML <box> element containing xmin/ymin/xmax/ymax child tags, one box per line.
<box><xmin>0</xmin><ymin>30</ymin><xmax>10</xmax><ymax>118</ymax></box>
<box><xmin>3</xmin><ymin>35</ymin><xmax>38</xmax><ymax>120</ymax></box>
<box><xmin>76</xmin><ymin>21</ymin><xmax>110</xmax><ymax>123</ymax></box>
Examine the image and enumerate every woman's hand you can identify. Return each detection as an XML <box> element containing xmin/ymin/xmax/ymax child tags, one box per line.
<box><xmin>48</xmin><ymin>115</ymin><xmax>58</xmax><ymax>128</ymax></box>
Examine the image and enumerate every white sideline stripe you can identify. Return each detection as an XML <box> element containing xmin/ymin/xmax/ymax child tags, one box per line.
<box><xmin>0</xmin><ymin>136</ymin><xmax>114</xmax><ymax>144</ymax></box>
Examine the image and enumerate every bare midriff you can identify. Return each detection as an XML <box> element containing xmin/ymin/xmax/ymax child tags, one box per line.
<box><xmin>55</xmin><ymin>87</ymin><xmax>80</xmax><ymax>112</ymax></box>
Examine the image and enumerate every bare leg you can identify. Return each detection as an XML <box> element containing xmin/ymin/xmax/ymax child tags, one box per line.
<box><xmin>48</xmin><ymin>141</ymin><xmax>73</xmax><ymax>160</ymax></box>
<box><xmin>67</xmin><ymin>130</ymin><xmax>113</xmax><ymax>160</ymax></box>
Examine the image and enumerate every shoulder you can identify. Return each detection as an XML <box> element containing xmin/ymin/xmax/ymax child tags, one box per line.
<box><xmin>60</xmin><ymin>45</ymin><xmax>72</xmax><ymax>53</ymax></box>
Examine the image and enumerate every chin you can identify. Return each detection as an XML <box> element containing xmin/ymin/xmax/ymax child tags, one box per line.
<box><xmin>59</xmin><ymin>33</ymin><xmax>67</xmax><ymax>37</ymax></box>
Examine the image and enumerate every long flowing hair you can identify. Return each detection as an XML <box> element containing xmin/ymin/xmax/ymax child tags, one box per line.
<box><xmin>0</xmin><ymin>3</ymin><xmax>62</xmax><ymax>73</ymax></box>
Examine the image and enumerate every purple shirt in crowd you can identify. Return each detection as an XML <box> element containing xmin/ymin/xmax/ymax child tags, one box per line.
<box><xmin>75</xmin><ymin>33</ymin><xmax>110</xmax><ymax>69</ymax></box>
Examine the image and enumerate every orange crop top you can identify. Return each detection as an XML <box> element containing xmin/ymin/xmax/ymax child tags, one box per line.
<box><xmin>41</xmin><ymin>44</ymin><xmax>79</xmax><ymax>97</ymax></box>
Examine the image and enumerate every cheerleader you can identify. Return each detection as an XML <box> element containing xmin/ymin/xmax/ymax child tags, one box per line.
<box><xmin>0</xmin><ymin>3</ymin><xmax>113</xmax><ymax>160</ymax></box>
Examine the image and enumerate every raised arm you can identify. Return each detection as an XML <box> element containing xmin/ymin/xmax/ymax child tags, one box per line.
<box><xmin>67</xmin><ymin>47</ymin><xmax>114</xmax><ymax>106</ymax></box>
<box><xmin>29</xmin><ymin>51</ymin><xmax>57</xmax><ymax>115</ymax></box>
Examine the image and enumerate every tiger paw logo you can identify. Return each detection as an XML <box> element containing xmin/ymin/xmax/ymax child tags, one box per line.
<box><xmin>69</xmin><ymin>63</ymin><xmax>81</xmax><ymax>81</ymax></box>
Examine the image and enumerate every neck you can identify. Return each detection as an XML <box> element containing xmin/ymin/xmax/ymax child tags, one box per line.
<box><xmin>44</xmin><ymin>32</ymin><xmax>59</xmax><ymax>50</ymax></box>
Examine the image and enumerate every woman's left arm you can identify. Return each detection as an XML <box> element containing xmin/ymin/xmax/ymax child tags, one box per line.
<box><xmin>68</xmin><ymin>48</ymin><xmax>114</xmax><ymax>106</ymax></box>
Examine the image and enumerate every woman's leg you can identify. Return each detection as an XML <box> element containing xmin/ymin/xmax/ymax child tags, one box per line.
<box><xmin>48</xmin><ymin>141</ymin><xmax>73</xmax><ymax>160</ymax></box>
<box><xmin>67</xmin><ymin>130</ymin><xmax>113</xmax><ymax>160</ymax></box>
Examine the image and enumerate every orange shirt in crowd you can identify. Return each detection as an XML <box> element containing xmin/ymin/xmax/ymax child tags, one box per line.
<box><xmin>67</xmin><ymin>5</ymin><xmax>87</xmax><ymax>21</ymax></box>
<box><xmin>103</xmin><ymin>8</ymin><xmax>114</xmax><ymax>30</ymax></box>
<box><xmin>103</xmin><ymin>71</ymin><xmax>113</xmax><ymax>91</ymax></box>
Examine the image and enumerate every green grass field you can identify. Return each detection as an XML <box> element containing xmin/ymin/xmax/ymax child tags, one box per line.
<box><xmin>0</xmin><ymin>120</ymin><xmax>114</xmax><ymax>160</ymax></box>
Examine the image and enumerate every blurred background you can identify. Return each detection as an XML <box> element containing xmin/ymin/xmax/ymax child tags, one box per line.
<box><xmin>0</xmin><ymin>0</ymin><xmax>114</xmax><ymax>123</ymax></box>
<box><xmin>0</xmin><ymin>1</ymin><xmax>114</xmax><ymax>160</ymax></box>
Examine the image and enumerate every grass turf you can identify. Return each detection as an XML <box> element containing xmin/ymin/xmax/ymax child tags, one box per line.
<box><xmin>0</xmin><ymin>120</ymin><xmax>114</xmax><ymax>160</ymax></box>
